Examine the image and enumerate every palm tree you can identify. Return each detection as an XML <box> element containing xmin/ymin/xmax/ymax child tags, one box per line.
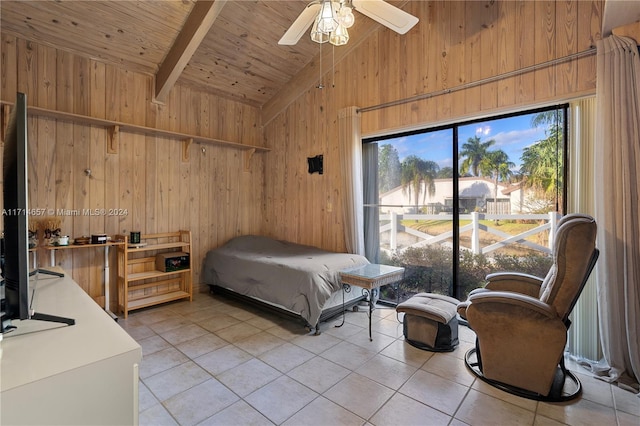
<box><xmin>459</xmin><ymin>135</ymin><xmax>496</xmax><ymax>176</ymax></box>
<box><xmin>480</xmin><ymin>150</ymin><xmax>515</xmax><ymax>212</ymax></box>
<box><xmin>400</xmin><ymin>156</ymin><xmax>439</xmax><ymax>212</ymax></box>
<box><xmin>521</xmin><ymin>110</ymin><xmax>564</xmax><ymax>210</ymax></box>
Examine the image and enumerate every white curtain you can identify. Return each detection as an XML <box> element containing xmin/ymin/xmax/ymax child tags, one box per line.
<box><xmin>567</xmin><ymin>97</ymin><xmax>601</xmax><ymax>362</ymax></box>
<box><xmin>593</xmin><ymin>34</ymin><xmax>640</xmax><ymax>393</ymax></box>
<box><xmin>338</xmin><ymin>106</ymin><xmax>365</xmax><ymax>255</ymax></box>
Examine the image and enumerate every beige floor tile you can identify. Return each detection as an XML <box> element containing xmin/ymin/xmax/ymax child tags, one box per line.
<box><xmin>138</xmin><ymin>334</ymin><xmax>172</xmax><ymax>357</ymax></box>
<box><xmin>470</xmin><ymin>379</ymin><xmax>538</xmax><ymax>412</ymax></box>
<box><xmin>287</xmin><ymin>356</ymin><xmax>351</xmax><ymax>393</ymax></box>
<box><xmin>455</xmin><ymin>389</ymin><xmax>535</xmax><ymax>425</ymax></box>
<box><xmin>537</xmin><ymin>397</ymin><xmax>617</xmax><ymax>426</ymax></box>
<box><xmin>399</xmin><ymin>369</ymin><xmax>468</xmax><ymax>416</ymax></box>
<box><xmin>458</xmin><ymin>324</ymin><xmax>476</xmax><ymax>343</ymax></box>
<box><xmin>355</xmin><ymin>354</ymin><xmax>418</xmax><ymax>390</ymax></box>
<box><xmin>245</xmin><ymin>376</ymin><xmax>318</xmax><ymax>424</ymax></box>
<box><xmin>380</xmin><ymin>339</ymin><xmax>434</xmax><ymax>368</ymax></box>
<box><xmin>348</xmin><ymin>329</ymin><xmax>397</xmax><ymax>353</ymax></box>
<box><xmin>122</xmin><ymin>323</ymin><xmax>156</xmax><ymax>341</ymax></box>
<box><xmin>533</xmin><ymin>414</ymin><xmax>568</xmax><ymax>425</ymax></box>
<box><xmin>138</xmin><ymin>347</ymin><xmax>190</xmax><ymax>379</ymax></box>
<box><xmin>571</xmin><ymin>371</ymin><xmax>614</xmax><ymax>408</ymax></box>
<box><xmin>422</xmin><ymin>352</ymin><xmax>476</xmax><ymax>387</ymax></box>
<box><xmin>194</xmin><ymin>345</ymin><xmax>254</xmax><ymax>376</ymax></box>
<box><xmin>198</xmin><ymin>314</ymin><xmax>242</xmax><ymax>333</ymax></box>
<box><xmin>133</xmin><ymin>308</ymin><xmax>178</xmax><ymax>326</ymax></box>
<box><xmin>131</xmin><ymin>290</ymin><xmax>632</xmax><ymax>426</ymax></box>
<box><xmin>245</xmin><ymin>313</ymin><xmax>287</xmax><ymax>330</ymax></box>
<box><xmin>147</xmin><ymin>316</ymin><xmax>193</xmax><ymax>334</ymax></box>
<box><xmin>371</xmin><ymin>317</ymin><xmax>404</xmax><ymax>339</ymax></box>
<box><xmin>369</xmin><ymin>392</ymin><xmax>451</xmax><ymax>426</ymax></box>
<box><xmin>617</xmin><ymin>409</ymin><xmax>640</xmax><ymax>426</ymax></box>
<box><xmin>344</xmin><ymin>309</ymin><xmax>383</xmax><ymax>328</ymax></box>
<box><xmin>324</xmin><ymin>372</ymin><xmax>395</xmax><ymax>420</ymax></box>
<box><xmin>612</xmin><ymin>385</ymin><xmax>640</xmax><ymax>417</ymax></box>
<box><xmin>143</xmin><ymin>361</ymin><xmax>210</xmax><ymax>402</ymax></box>
<box><xmin>139</xmin><ymin>403</ymin><xmax>179</xmax><ymax>426</ymax></box>
<box><xmin>290</xmin><ymin>332</ymin><xmax>342</xmax><ymax>354</ymax></box>
<box><xmin>138</xmin><ymin>381</ymin><xmax>160</xmax><ymax>413</ymax></box>
<box><xmin>323</xmin><ymin>320</ymin><xmax>364</xmax><ymax>339</ymax></box>
<box><xmin>234</xmin><ymin>331</ymin><xmax>287</xmax><ymax>356</ymax></box>
<box><xmin>199</xmin><ymin>400</ymin><xmax>273</xmax><ymax>426</ymax></box>
<box><xmin>215</xmin><ymin>322</ymin><xmax>263</xmax><ymax>343</ymax></box>
<box><xmin>283</xmin><ymin>396</ymin><xmax>365</xmax><ymax>426</ymax></box>
<box><xmin>217</xmin><ymin>358</ymin><xmax>282</xmax><ymax>397</ymax></box>
<box><xmin>259</xmin><ymin>342</ymin><xmax>316</xmax><ymax>373</ymax></box>
<box><xmin>179</xmin><ymin>307</ymin><xmax>220</xmax><ymax>323</ymax></box>
<box><xmin>174</xmin><ymin>333</ymin><xmax>229</xmax><ymax>359</ymax></box>
<box><xmin>164</xmin><ymin>378</ymin><xmax>239</xmax><ymax>426</ymax></box>
<box><xmin>320</xmin><ymin>340</ymin><xmax>379</xmax><ymax>370</ymax></box>
<box><xmin>159</xmin><ymin>323</ymin><xmax>209</xmax><ymax>346</ymax></box>
<box><xmin>264</xmin><ymin>322</ymin><xmax>309</xmax><ymax>341</ymax></box>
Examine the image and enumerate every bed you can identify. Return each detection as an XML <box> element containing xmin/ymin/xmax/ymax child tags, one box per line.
<box><xmin>202</xmin><ymin>235</ymin><xmax>370</xmax><ymax>330</ymax></box>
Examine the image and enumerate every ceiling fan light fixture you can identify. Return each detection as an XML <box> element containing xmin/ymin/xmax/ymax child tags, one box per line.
<box><xmin>338</xmin><ymin>6</ymin><xmax>355</xmax><ymax>28</ymax></box>
<box><xmin>310</xmin><ymin>15</ymin><xmax>330</xmax><ymax>43</ymax></box>
<box><xmin>317</xmin><ymin>0</ymin><xmax>338</xmax><ymax>34</ymax></box>
<box><xmin>329</xmin><ymin>24</ymin><xmax>349</xmax><ymax>46</ymax></box>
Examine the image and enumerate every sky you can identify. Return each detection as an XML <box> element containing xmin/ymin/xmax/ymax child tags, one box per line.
<box><xmin>383</xmin><ymin>112</ymin><xmax>554</xmax><ymax>171</ymax></box>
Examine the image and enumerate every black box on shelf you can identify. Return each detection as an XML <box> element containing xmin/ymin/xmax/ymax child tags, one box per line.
<box><xmin>155</xmin><ymin>252</ymin><xmax>190</xmax><ymax>272</ymax></box>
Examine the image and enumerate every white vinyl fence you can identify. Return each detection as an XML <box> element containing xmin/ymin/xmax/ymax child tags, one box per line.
<box><xmin>380</xmin><ymin>211</ymin><xmax>561</xmax><ymax>255</ymax></box>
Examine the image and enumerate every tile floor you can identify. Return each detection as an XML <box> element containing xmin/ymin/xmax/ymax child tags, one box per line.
<box><xmin>118</xmin><ymin>292</ymin><xmax>640</xmax><ymax>426</ymax></box>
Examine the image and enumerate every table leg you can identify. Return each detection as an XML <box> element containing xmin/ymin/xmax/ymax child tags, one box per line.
<box><xmin>369</xmin><ymin>293</ymin><xmax>373</xmax><ymax>341</ymax></box>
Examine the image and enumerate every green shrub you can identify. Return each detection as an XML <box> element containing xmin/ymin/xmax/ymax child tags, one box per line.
<box><xmin>379</xmin><ymin>245</ymin><xmax>553</xmax><ymax>303</ymax></box>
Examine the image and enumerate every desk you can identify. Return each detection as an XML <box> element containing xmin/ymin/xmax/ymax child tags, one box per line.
<box><xmin>43</xmin><ymin>241</ymin><xmax>124</xmax><ymax>318</ymax></box>
<box><xmin>1</xmin><ymin>269</ymin><xmax>141</xmax><ymax>425</ymax></box>
<box><xmin>339</xmin><ymin>264</ymin><xmax>405</xmax><ymax>341</ymax></box>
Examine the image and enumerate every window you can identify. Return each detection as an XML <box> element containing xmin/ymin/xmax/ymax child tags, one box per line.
<box><xmin>363</xmin><ymin>106</ymin><xmax>567</xmax><ymax>304</ymax></box>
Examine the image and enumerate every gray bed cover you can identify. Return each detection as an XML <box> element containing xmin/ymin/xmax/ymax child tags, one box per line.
<box><xmin>203</xmin><ymin>235</ymin><xmax>370</xmax><ymax>326</ymax></box>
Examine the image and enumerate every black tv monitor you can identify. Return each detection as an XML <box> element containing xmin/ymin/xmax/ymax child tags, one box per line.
<box><xmin>2</xmin><ymin>92</ymin><xmax>31</xmax><ymax>331</ymax></box>
<box><xmin>1</xmin><ymin>93</ymin><xmax>73</xmax><ymax>334</ymax></box>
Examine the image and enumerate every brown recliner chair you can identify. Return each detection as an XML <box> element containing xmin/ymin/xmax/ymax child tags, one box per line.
<box><xmin>457</xmin><ymin>214</ymin><xmax>599</xmax><ymax>401</ymax></box>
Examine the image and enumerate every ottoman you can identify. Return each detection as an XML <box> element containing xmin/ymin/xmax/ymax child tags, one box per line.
<box><xmin>396</xmin><ymin>293</ymin><xmax>460</xmax><ymax>352</ymax></box>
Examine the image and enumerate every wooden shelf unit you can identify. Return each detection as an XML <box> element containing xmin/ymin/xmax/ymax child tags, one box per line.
<box><xmin>116</xmin><ymin>230</ymin><xmax>192</xmax><ymax>318</ymax></box>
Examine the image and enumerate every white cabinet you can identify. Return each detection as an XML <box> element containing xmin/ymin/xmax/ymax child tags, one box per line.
<box><xmin>0</xmin><ymin>269</ymin><xmax>142</xmax><ymax>425</ymax></box>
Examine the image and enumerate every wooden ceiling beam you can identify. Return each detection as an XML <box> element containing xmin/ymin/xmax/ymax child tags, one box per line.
<box><xmin>154</xmin><ymin>0</ymin><xmax>227</xmax><ymax>103</ymax></box>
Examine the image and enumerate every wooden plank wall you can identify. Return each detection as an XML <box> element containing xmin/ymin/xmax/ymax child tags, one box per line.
<box><xmin>262</xmin><ymin>0</ymin><xmax>603</xmax><ymax>253</ymax></box>
<box><xmin>0</xmin><ymin>34</ymin><xmax>264</xmax><ymax>310</ymax></box>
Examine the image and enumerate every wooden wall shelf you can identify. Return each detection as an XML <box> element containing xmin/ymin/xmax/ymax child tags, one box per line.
<box><xmin>0</xmin><ymin>101</ymin><xmax>269</xmax><ymax>165</ymax></box>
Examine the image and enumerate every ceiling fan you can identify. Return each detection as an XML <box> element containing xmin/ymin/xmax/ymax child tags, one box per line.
<box><xmin>278</xmin><ymin>0</ymin><xmax>419</xmax><ymax>46</ymax></box>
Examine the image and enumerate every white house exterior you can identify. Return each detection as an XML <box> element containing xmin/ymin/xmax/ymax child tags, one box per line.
<box><xmin>379</xmin><ymin>177</ymin><xmax>528</xmax><ymax>214</ymax></box>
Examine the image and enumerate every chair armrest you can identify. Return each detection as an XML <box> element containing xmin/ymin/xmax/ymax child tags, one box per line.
<box><xmin>484</xmin><ymin>272</ymin><xmax>544</xmax><ymax>297</ymax></box>
<box><xmin>468</xmin><ymin>291</ymin><xmax>557</xmax><ymax>319</ymax></box>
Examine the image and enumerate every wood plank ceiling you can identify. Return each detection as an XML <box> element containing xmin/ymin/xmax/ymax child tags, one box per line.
<box><xmin>0</xmin><ymin>0</ymin><xmax>378</xmax><ymax>108</ymax></box>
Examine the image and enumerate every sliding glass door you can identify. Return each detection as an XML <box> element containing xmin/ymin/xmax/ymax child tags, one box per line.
<box><xmin>364</xmin><ymin>105</ymin><xmax>567</xmax><ymax>303</ymax></box>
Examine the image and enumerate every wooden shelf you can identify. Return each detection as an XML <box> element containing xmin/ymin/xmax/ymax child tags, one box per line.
<box><xmin>127</xmin><ymin>268</ymin><xmax>191</xmax><ymax>282</ymax></box>
<box><xmin>42</xmin><ymin>241</ymin><xmax>125</xmax><ymax>251</ymax></box>
<box><xmin>126</xmin><ymin>291</ymin><xmax>191</xmax><ymax>311</ymax></box>
<box><xmin>126</xmin><ymin>242</ymin><xmax>189</xmax><ymax>252</ymax></box>
<box><xmin>116</xmin><ymin>230</ymin><xmax>192</xmax><ymax>318</ymax></box>
<box><xmin>0</xmin><ymin>102</ymin><xmax>269</xmax><ymax>166</ymax></box>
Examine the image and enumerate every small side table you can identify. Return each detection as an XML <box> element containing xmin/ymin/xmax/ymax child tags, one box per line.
<box><xmin>339</xmin><ymin>264</ymin><xmax>405</xmax><ymax>341</ymax></box>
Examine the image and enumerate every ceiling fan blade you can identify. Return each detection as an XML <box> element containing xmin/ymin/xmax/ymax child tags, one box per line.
<box><xmin>278</xmin><ymin>2</ymin><xmax>322</xmax><ymax>45</ymax></box>
<box><xmin>352</xmin><ymin>0</ymin><xmax>419</xmax><ymax>34</ymax></box>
